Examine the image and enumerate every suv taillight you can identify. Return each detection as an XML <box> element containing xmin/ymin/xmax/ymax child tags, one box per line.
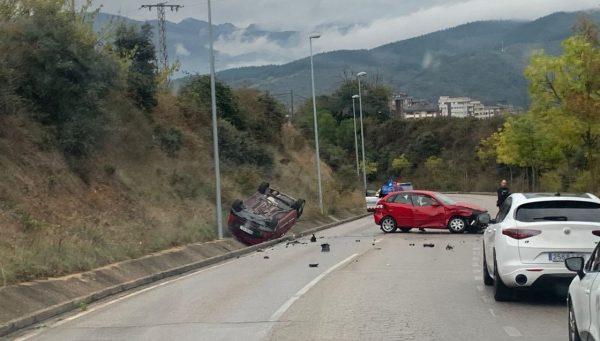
<box><xmin>502</xmin><ymin>228</ymin><xmax>541</xmax><ymax>240</ymax></box>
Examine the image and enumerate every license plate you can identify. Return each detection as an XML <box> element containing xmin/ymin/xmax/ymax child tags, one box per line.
<box><xmin>240</xmin><ymin>225</ymin><xmax>254</xmax><ymax>235</ymax></box>
<box><xmin>549</xmin><ymin>252</ymin><xmax>586</xmax><ymax>262</ymax></box>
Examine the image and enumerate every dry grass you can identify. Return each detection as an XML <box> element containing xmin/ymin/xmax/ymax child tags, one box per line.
<box><xmin>0</xmin><ymin>94</ymin><xmax>363</xmax><ymax>285</ymax></box>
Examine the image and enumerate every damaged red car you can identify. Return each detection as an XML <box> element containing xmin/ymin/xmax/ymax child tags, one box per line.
<box><xmin>228</xmin><ymin>182</ymin><xmax>305</xmax><ymax>245</ymax></box>
<box><xmin>374</xmin><ymin>190</ymin><xmax>489</xmax><ymax>233</ymax></box>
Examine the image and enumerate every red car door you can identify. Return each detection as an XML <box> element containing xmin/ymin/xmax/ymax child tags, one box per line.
<box><xmin>386</xmin><ymin>192</ymin><xmax>414</xmax><ymax>227</ymax></box>
<box><xmin>411</xmin><ymin>194</ymin><xmax>446</xmax><ymax>228</ymax></box>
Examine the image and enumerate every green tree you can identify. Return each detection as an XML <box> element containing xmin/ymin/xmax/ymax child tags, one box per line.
<box><xmin>391</xmin><ymin>154</ymin><xmax>410</xmax><ymax>176</ymax></box>
<box><xmin>181</xmin><ymin>75</ymin><xmax>245</xmax><ymax>130</ymax></box>
<box><xmin>114</xmin><ymin>23</ymin><xmax>158</xmax><ymax>111</ymax></box>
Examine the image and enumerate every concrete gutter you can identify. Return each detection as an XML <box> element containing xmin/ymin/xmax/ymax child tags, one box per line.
<box><xmin>0</xmin><ymin>213</ymin><xmax>370</xmax><ymax>337</ymax></box>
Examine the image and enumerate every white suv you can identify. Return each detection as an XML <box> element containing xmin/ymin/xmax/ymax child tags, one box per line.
<box><xmin>482</xmin><ymin>193</ymin><xmax>600</xmax><ymax>301</ymax></box>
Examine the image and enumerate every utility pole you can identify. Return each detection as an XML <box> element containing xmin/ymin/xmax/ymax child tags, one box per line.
<box><xmin>140</xmin><ymin>3</ymin><xmax>183</xmax><ymax>74</ymax></box>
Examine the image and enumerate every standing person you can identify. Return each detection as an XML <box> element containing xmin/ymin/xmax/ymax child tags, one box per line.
<box><xmin>497</xmin><ymin>179</ymin><xmax>510</xmax><ymax>207</ymax></box>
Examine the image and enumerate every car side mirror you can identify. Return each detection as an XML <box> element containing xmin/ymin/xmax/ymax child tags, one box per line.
<box><xmin>565</xmin><ymin>257</ymin><xmax>585</xmax><ymax>279</ymax></box>
<box><xmin>477</xmin><ymin>213</ymin><xmax>491</xmax><ymax>225</ymax></box>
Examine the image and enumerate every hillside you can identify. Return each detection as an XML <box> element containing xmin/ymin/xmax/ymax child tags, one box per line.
<box><xmin>216</xmin><ymin>11</ymin><xmax>600</xmax><ymax>107</ymax></box>
<box><xmin>0</xmin><ymin>4</ymin><xmax>362</xmax><ymax>285</ymax></box>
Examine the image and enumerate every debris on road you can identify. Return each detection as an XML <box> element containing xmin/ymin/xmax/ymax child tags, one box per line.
<box><xmin>423</xmin><ymin>243</ymin><xmax>435</xmax><ymax>248</ymax></box>
<box><xmin>257</xmin><ymin>249</ymin><xmax>264</xmax><ymax>252</ymax></box>
<box><xmin>409</xmin><ymin>243</ymin><xmax>415</xmax><ymax>246</ymax></box>
<box><xmin>286</xmin><ymin>240</ymin><xmax>306</xmax><ymax>246</ymax></box>
<box><xmin>375</xmin><ymin>247</ymin><xmax>382</xmax><ymax>250</ymax></box>
<box><xmin>309</xmin><ymin>263</ymin><xmax>319</xmax><ymax>268</ymax></box>
<box><xmin>264</xmin><ymin>256</ymin><xmax>270</xmax><ymax>259</ymax></box>
<box><xmin>310</xmin><ymin>234</ymin><xmax>317</xmax><ymax>243</ymax></box>
<box><xmin>446</xmin><ymin>244</ymin><xmax>454</xmax><ymax>250</ymax></box>
<box><xmin>321</xmin><ymin>243</ymin><xmax>330</xmax><ymax>252</ymax></box>
<box><xmin>355</xmin><ymin>239</ymin><xmax>361</xmax><ymax>242</ymax></box>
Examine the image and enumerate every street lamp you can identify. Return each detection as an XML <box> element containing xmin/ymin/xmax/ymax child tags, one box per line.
<box><xmin>351</xmin><ymin>95</ymin><xmax>360</xmax><ymax>177</ymax></box>
<box><xmin>207</xmin><ymin>0</ymin><xmax>223</xmax><ymax>238</ymax></box>
<box><xmin>357</xmin><ymin>71</ymin><xmax>367</xmax><ymax>196</ymax></box>
<box><xmin>309</xmin><ymin>33</ymin><xmax>324</xmax><ymax>214</ymax></box>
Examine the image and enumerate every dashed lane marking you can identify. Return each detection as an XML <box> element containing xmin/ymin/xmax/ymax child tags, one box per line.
<box><xmin>489</xmin><ymin>309</ymin><xmax>497</xmax><ymax>317</ymax></box>
<box><xmin>269</xmin><ymin>253</ymin><xmax>359</xmax><ymax>322</ymax></box>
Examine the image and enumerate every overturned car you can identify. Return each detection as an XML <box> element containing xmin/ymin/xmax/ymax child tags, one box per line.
<box><xmin>228</xmin><ymin>182</ymin><xmax>305</xmax><ymax>245</ymax></box>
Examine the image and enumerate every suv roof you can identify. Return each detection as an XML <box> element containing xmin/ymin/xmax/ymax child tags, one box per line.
<box><xmin>509</xmin><ymin>192</ymin><xmax>600</xmax><ymax>204</ymax></box>
<box><xmin>521</xmin><ymin>193</ymin><xmax>594</xmax><ymax>199</ymax></box>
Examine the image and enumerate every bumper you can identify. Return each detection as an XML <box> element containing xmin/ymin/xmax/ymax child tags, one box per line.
<box><xmin>373</xmin><ymin>210</ymin><xmax>384</xmax><ymax>225</ymax></box>
<box><xmin>498</xmin><ymin>262</ymin><xmax>576</xmax><ymax>288</ymax></box>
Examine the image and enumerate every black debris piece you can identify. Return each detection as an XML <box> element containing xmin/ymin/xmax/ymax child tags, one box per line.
<box><xmin>355</xmin><ymin>239</ymin><xmax>361</xmax><ymax>242</ymax></box>
<box><xmin>309</xmin><ymin>263</ymin><xmax>319</xmax><ymax>268</ymax></box>
<box><xmin>445</xmin><ymin>244</ymin><xmax>454</xmax><ymax>250</ymax></box>
<box><xmin>310</xmin><ymin>234</ymin><xmax>317</xmax><ymax>243</ymax></box>
<box><xmin>423</xmin><ymin>243</ymin><xmax>435</xmax><ymax>248</ymax></box>
<box><xmin>286</xmin><ymin>240</ymin><xmax>304</xmax><ymax>246</ymax></box>
<box><xmin>375</xmin><ymin>247</ymin><xmax>382</xmax><ymax>250</ymax></box>
<box><xmin>257</xmin><ymin>249</ymin><xmax>264</xmax><ymax>252</ymax></box>
<box><xmin>264</xmin><ymin>256</ymin><xmax>270</xmax><ymax>259</ymax></box>
<box><xmin>320</xmin><ymin>236</ymin><xmax>325</xmax><ymax>239</ymax></box>
<box><xmin>372</xmin><ymin>243</ymin><xmax>375</xmax><ymax>246</ymax></box>
<box><xmin>321</xmin><ymin>243</ymin><xmax>330</xmax><ymax>252</ymax></box>
<box><xmin>409</xmin><ymin>243</ymin><xmax>415</xmax><ymax>246</ymax></box>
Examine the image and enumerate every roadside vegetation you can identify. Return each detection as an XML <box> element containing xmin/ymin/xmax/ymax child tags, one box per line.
<box><xmin>0</xmin><ymin>1</ymin><xmax>362</xmax><ymax>285</ymax></box>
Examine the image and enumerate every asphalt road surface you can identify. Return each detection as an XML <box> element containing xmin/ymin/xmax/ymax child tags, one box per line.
<box><xmin>10</xmin><ymin>194</ymin><xmax>568</xmax><ymax>341</ymax></box>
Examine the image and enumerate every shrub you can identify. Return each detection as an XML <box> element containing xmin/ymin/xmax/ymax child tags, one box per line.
<box><xmin>155</xmin><ymin>126</ymin><xmax>183</xmax><ymax>157</ymax></box>
<box><xmin>218</xmin><ymin>119</ymin><xmax>273</xmax><ymax>167</ymax></box>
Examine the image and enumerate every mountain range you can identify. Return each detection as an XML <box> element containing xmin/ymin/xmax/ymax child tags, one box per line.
<box><xmin>96</xmin><ymin>11</ymin><xmax>600</xmax><ymax>108</ymax></box>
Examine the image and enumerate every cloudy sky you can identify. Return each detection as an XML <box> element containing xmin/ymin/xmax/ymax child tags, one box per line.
<box><xmin>89</xmin><ymin>0</ymin><xmax>599</xmax><ymax>67</ymax></box>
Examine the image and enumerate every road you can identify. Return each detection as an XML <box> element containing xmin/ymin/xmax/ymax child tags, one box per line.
<box><xmin>10</xmin><ymin>194</ymin><xmax>568</xmax><ymax>341</ymax></box>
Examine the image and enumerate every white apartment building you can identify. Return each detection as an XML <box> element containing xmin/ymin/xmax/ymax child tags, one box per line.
<box><xmin>438</xmin><ymin>96</ymin><xmax>501</xmax><ymax>119</ymax></box>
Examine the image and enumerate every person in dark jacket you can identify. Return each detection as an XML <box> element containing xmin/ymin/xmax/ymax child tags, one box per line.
<box><xmin>497</xmin><ymin>179</ymin><xmax>510</xmax><ymax>207</ymax></box>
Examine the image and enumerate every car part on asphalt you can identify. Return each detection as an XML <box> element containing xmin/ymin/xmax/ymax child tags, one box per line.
<box><xmin>310</xmin><ymin>234</ymin><xmax>317</xmax><ymax>242</ymax></box>
<box><xmin>309</xmin><ymin>263</ymin><xmax>319</xmax><ymax>268</ymax></box>
<box><xmin>423</xmin><ymin>243</ymin><xmax>435</xmax><ymax>247</ymax></box>
<box><xmin>321</xmin><ymin>243</ymin><xmax>330</xmax><ymax>252</ymax></box>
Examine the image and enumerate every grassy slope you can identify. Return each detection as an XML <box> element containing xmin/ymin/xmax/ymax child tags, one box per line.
<box><xmin>0</xmin><ymin>92</ymin><xmax>363</xmax><ymax>285</ymax></box>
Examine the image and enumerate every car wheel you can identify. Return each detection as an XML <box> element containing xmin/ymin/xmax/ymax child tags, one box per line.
<box><xmin>493</xmin><ymin>255</ymin><xmax>512</xmax><ymax>301</ymax></box>
<box><xmin>400</xmin><ymin>228</ymin><xmax>412</xmax><ymax>233</ymax></box>
<box><xmin>380</xmin><ymin>216</ymin><xmax>397</xmax><ymax>233</ymax></box>
<box><xmin>258</xmin><ymin>182</ymin><xmax>270</xmax><ymax>194</ymax></box>
<box><xmin>568</xmin><ymin>298</ymin><xmax>582</xmax><ymax>341</ymax></box>
<box><xmin>292</xmin><ymin>199</ymin><xmax>305</xmax><ymax>218</ymax></box>
<box><xmin>483</xmin><ymin>247</ymin><xmax>493</xmax><ymax>286</ymax></box>
<box><xmin>232</xmin><ymin>199</ymin><xmax>243</xmax><ymax>212</ymax></box>
<box><xmin>448</xmin><ymin>217</ymin><xmax>466</xmax><ymax>233</ymax></box>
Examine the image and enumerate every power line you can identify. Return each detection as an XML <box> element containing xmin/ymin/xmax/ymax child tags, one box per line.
<box><xmin>140</xmin><ymin>2</ymin><xmax>183</xmax><ymax>75</ymax></box>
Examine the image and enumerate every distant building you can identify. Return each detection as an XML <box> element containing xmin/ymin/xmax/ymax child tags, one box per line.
<box><xmin>390</xmin><ymin>93</ymin><xmax>440</xmax><ymax>119</ymax></box>
<box><xmin>438</xmin><ymin>96</ymin><xmax>502</xmax><ymax>119</ymax></box>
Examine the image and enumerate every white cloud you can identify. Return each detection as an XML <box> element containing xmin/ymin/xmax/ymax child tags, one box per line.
<box><xmin>175</xmin><ymin>43</ymin><xmax>191</xmax><ymax>57</ymax></box>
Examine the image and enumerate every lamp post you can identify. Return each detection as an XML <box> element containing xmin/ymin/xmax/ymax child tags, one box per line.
<box><xmin>207</xmin><ymin>0</ymin><xmax>223</xmax><ymax>238</ymax></box>
<box><xmin>357</xmin><ymin>72</ymin><xmax>367</xmax><ymax>196</ymax></box>
<box><xmin>351</xmin><ymin>95</ymin><xmax>360</xmax><ymax>177</ymax></box>
<box><xmin>309</xmin><ymin>33</ymin><xmax>324</xmax><ymax>214</ymax></box>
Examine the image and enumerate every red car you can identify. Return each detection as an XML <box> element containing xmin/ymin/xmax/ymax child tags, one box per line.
<box><xmin>374</xmin><ymin>190</ymin><xmax>488</xmax><ymax>233</ymax></box>
<box><xmin>228</xmin><ymin>182</ymin><xmax>305</xmax><ymax>245</ymax></box>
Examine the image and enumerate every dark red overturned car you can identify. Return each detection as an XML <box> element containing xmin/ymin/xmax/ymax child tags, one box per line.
<box><xmin>228</xmin><ymin>182</ymin><xmax>305</xmax><ymax>245</ymax></box>
<box><xmin>374</xmin><ymin>190</ymin><xmax>489</xmax><ymax>234</ymax></box>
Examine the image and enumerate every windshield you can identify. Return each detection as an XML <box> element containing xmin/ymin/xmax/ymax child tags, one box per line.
<box><xmin>434</xmin><ymin>193</ymin><xmax>457</xmax><ymax>205</ymax></box>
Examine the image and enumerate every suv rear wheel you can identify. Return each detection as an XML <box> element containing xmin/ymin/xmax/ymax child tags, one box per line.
<box><xmin>493</xmin><ymin>255</ymin><xmax>512</xmax><ymax>301</ymax></box>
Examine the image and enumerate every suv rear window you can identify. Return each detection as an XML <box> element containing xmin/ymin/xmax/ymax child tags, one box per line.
<box><xmin>516</xmin><ymin>201</ymin><xmax>600</xmax><ymax>222</ymax></box>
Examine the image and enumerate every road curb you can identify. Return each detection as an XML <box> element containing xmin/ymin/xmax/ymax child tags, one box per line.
<box><xmin>0</xmin><ymin>213</ymin><xmax>370</xmax><ymax>337</ymax></box>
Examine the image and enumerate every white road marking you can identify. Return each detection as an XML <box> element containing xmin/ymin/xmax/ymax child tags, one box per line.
<box><xmin>473</xmin><ymin>247</ymin><xmax>481</xmax><ymax>251</ymax></box>
<box><xmin>13</xmin><ymin>260</ymin><xmax>235</xmax><ymax>341</ymax></box>
<box><xmin>473</xmin><ymin>269</ymin><xmax>480</xmax><ymax>273</ymax></box>
<box><xmin>489</xmin><ymin>309</ymin><xmax>497</xmax><ymax>317</ymax></box>
<box><xmin>269</xmin><ymin>253</ymin><xmax>358</xmax><ymax>322</ymax></box>
<box><xmin>504</xmin><ymin>326</ymin><xmax>523</xmax><ymax>337</ymax></box>
<box><xmin>476</xmin><ymin>285</ymin><xmax>484</xmax><ymax>292</ymax></box>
